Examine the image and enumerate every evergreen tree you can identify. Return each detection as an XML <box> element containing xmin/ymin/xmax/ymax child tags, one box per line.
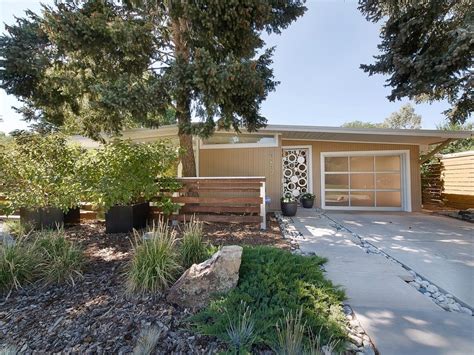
<box><xmin>358</xmin><ymin>0</ymin><xmax>473</xmax><ymax>124</ymax></box>
<box><xmin>0</xmin><ymin>0</ymin><xmax>306</xmax><ymax>176</ymax></box>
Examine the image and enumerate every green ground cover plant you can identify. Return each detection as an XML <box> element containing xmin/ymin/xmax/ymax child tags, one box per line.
<box><xmin>192</xmin><ymin>246</ymin><xmax>347</xmax><ymax>351</ymax></box>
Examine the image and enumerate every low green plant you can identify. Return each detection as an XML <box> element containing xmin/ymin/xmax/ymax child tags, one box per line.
<box><xmin>0</xmin><ymin>237</ymin><xmax>38</xmax><ymax>292</ymax></box>
<box><xmin>300</xmin><ymin>193</ymin><xmax>315</xmax><ymax>200</ymax></box>
<box><xmin>179</xmin><ymin>219</ymin><xmax>208</xmax><ymax>269</ymax></box>
<box><xmin>34</xmin><ymin>228</ymin><xmax>84</xmax><ymax>285</ymax></box>
<box><xmin>126</xmin><ymin>220</ymin><xmax>182</xmax><ymax>294</ymax></box>
<box><xmin>273</xmin><ymin>308</ymin><xmax>338</xmax><ymax>355</ymax></box>
<box><xmin>192</xmin><ymin>246</ymin><xmax>347</xmax><ymax>350</ymax></box>
<box><xmin>132</xmin><ymin>326</ymin><xmax>162</xmax><ymax>355</ymax></box>
<box><xmin>281</xmin><ymin>196</ymin><xmax>296</xmax><ymax>203</ymax></box>
<box><xmin>226</xmin><ymin>302</ymin><xmax>256</xmax><ymax>353</ymax></box>
<box><xmin>274</xmin><ymin>309</ymin><xmax>306</xmax><ymax>355</ymax></box>
<box><xmin>3</xmin><ymin>219</ymin><xmax>34</xmax><ymax>237</ymax></box>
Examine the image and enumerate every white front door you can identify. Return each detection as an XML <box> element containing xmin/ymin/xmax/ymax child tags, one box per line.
<box><xmin>282</xmin><ymin>147</ymin><xmax>312</xmax><ymax>199</ymax></box>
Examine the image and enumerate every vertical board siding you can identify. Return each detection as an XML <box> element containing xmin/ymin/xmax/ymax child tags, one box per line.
<box><xmin>199</xmin><ymin>145</ymin><xmax>282</xmax><ymax>210</ymax></box>
<box><xmin>199</xmin><ymin>140</ymin><xmax>422</xmax><ymax>211</ymax></box>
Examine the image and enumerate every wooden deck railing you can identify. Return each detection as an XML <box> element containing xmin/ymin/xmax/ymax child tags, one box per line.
<box><xmin>151</xmin><ymin>177</ymin><xmax>266</xmax><ymax>229</ymax></box>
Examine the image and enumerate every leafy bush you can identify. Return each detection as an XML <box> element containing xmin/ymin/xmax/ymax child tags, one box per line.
<box><xmin>126</xmin><ymin>221</ymin><xmax>182</xmax><ymax>294</ymax></box>
<box><xmin>0</xmin><ymin>238</ymin><xmax>38</xmax><ymax>292</ymax></box>
<box><xmin>79</xmin><ymin>139</ymin><xmax>180</xmax><ymax>211</ymax></box>
<box><xmin>0</xmin><ymin>133</ymin><xmax>84</xmax><ymax>214</ymax></box>
<box><xmin>192</xmin><ymin>246</ymin><xmax>347</xmax><ymax>350</ymax></box>
<box><xmin>179</xmin><ymin>219</ymin><xmax>208</xmax><ymax>269</ymax></box>
<box><xmin>35</xmin><ymin>228</ymin><xmax>84</xmax><ymax>285</ymax></box>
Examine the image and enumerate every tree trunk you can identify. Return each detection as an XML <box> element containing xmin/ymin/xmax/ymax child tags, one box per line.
<box><xmin>172</xmin><ymin>16</ymin><xmax>197</xmax><ymax>177</ymax></box>
<box><xmin>177</xmin><ymin>99</ymin><xmax>196</xmax><ymax>177</ymax></box>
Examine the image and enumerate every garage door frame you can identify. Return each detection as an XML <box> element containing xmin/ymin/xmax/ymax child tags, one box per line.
<box><xmin>320</xmin><ymin>150</ymin><xmax>412</xmax><ymax>212</ymax></box>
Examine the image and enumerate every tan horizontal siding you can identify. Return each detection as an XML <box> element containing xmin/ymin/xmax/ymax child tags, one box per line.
<box><xmin>441</xmin><ymin>152</ymin><xmax>474</xmax><ymax>197</ymax></box>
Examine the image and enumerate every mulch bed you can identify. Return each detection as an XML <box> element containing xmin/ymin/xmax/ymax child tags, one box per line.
<box><xmin>0</xmin><ymin>215</ymin><xmax>287</xmax><ymax>353</ymax></box>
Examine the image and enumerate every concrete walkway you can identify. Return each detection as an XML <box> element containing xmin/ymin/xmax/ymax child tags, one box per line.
<box><xmin>292</xmin><ymin>209</ymin><xmax>474</xmax><ymax>355</ymax></box>
<box><xmin>326</xmin><ymin>211</ymin><xmax>474</xmax><ymax>309</ymax></box>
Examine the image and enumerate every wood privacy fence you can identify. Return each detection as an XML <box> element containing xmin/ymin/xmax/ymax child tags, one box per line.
<box><xmin>440</xmin><ymin>151</ymin><xmax>474</xmax><ymax>209</ymax></box>
<box><xmin>150</xmin><ymin>177</ymin><xmax>267</xmax><ymax>229</ymax></box>
<box><xmin>422</xmin><ymin>151</ymin><xmax>474</xmax><ymax>210</ymax></box>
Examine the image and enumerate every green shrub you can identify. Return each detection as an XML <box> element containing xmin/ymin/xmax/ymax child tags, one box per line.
<box><xmin>179</xmin><ymin>219</ymin><xmax>208</xmax><ymax>269</ymax></box>
<box><xmin>35</xmin><ymin>228</ymin><xmax>84</xmax><ymax>285</ymax></box>
<box><xmin>126</xmin><ymin>221</ymin><xmax>182</xmax><ymax>294</ymax></box>
<box><xmin>0</xmin><ymin>133</ymin><xmax>84</xmax><ymax>214</ymax></box>
<box><xmin>0</xmin><ymin>238</ymin><xmax>38</xmax><ymax>292</ymax></box>
<box><xmin>192</xmin><ymin>246</ymin><xmax>347</xmax><ymax>350</ymax></box>
<box><xmin>79</xmin><ymin>139</ymin><xmax>180</xmax><ymax>211</ymax></box>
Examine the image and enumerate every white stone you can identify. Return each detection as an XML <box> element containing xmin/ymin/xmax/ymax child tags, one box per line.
<box><xmin>447</xmin><ymin>298</ymin><xmax>456</xmax><ymax>304</ymax></box>
<box><xmin>437</xmin><ymin>295</ymin><xmax>446</xmax><ymax>303</ymax></box>
<box><xmin>448</xmin><ymin>303</ymin><xmax>461</xmax><ymax>312</ymax></box>
<box><xmin>432</xmin><ymin>291</ymin><xmax>441</xmax><ymax>298</ymax></box>
<box><xmin>420</xmin><ymin>280</ymin><xmax>430</xmax><ymax>288</ymax></box>
<box><xmin>460</xmin><ymin>307</ymin><xmax>473</xmax><ymax>316</ymax></box>
<box><xmin>362</xmin><ymin>345</ymin><xmax>376</xmax><ymax>355</ymax></box>
<box><xmin>411</xmin><ymin>282</ymin><xmax>420</xmax><ymax>290</ymax></box>
<box><xmin>348</xmin><ymin>333</ymin><xmax>363</xmax><ymax>347</ymax></box>
<box><xmin>408</xmin><ymin>270</ymin><xmax>417</xmax><ymax>277</ymax></box>
<box><xmin>426</xmin><ymin>284</ymin><xmax>438</xmax><ymax>293</ymax></box>
<box><xmin>415</xmin><ymin>277</ymin><xmax>423</xmax><ymax>283</ymax></box>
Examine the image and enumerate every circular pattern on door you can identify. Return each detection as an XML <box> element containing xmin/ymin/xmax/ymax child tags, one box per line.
<box><xmin>282</xmin><ymin>148</ymin><xmax>309</xmax><ymax>199</ymax></box>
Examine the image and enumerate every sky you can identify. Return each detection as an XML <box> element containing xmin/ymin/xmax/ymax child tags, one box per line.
<box><xmin>0</xmin><ymin>0</ymin><xmax>468</xmax><ymax>134</ymax></box>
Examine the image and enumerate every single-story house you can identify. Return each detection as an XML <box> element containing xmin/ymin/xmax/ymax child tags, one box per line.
<box><xmin>71</xmin><ymin>124</ymin><xmax>472</xmax><ymax>212</ymax></box>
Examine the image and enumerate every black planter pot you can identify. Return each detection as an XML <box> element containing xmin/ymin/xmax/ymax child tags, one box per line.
<box><xmin>64</xmin><ymin>207</ymin><xmax>81</xmax><ymax>224</ymax></box>
<box><xmin>20</xmin><ymin>207</ymin><xmax>64</xmax><ymax>229</ymax></box>
<box><xmin>281</xmin><ymin>201</ymin><xmax>298</xmax><ymax>217</ymax></box>
<box><xmin>301</xmin><ymin>198</ymin><xmax>314</xmax><ymax>209</ymax></box>
<box><xmin>105</xmin><ymin>202</ymin><xmax>150</xmax><ymax>233</ymax></box>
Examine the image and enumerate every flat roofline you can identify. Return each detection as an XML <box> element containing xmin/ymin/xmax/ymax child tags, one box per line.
<box><xmin>119</xmin><ymin>123</ymin><xmax>473</xmax><ymax>141</ymax></box>
<box><xmin>262</xmin><ymin>124</ymin><xmax>473</xmax><ymax>139</ymax></box>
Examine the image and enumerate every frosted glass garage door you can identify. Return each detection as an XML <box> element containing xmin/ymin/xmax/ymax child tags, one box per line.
<box><xmin>323</xmin><ymin>154</ymin><xmax>402</xmax><ymax>209</ymax></box>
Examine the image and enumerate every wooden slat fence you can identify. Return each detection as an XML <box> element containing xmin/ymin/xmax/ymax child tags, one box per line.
<box><xmin>421</xmin><ymin>159</ymin><xmax>444</xmax><ymax>206</ymax></box>
<box><xmin>440</xmin><ymin>151</ymin><xmax>474</xmax><ymax>210</ymax></box>
<box><xmin>151</xmin><ymin>177</ymin><xmax>266</xmax><ymax>229</ymax></box>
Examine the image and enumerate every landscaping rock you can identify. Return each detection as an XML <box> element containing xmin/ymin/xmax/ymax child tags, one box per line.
<box><xmin>167</xmin><ymin>245</ymin><xmax>243</xmax><ymax>309</ymax></box>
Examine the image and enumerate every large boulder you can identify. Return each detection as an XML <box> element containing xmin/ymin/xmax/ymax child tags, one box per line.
<box><xmin>166</xmin><ymin>245</ymin><xmax>243</xmax><ymax>309</ymax></box>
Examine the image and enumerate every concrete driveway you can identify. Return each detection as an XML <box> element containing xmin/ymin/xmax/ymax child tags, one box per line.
<box><xmin>326</xmin><ymin>211</ymin><xmax>474</xmax><ymax>308</ymax></box>
<box><xmin>291</xmin><ymin>209</ymin><xmax>474</xmax><ymax>354</ymax></box>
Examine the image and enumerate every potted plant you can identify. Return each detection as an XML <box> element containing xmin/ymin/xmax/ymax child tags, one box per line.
<box><xmin>0</xmin><ymin>133</ymin><xmax>83</xmax><ymax>229</ymax></box>
<box><xmin>300</xmin><ymin>193</ymin><xmax>315</xmax><ymax>208</ymax></box>
<box><xmin>281</xmin><ymin>196</ymin><xmax>298</xmax><ymax>216</ymax></box>
<box><xmin>81</xmin><ymin>139</ymin><xmax>180</xmax><ymax>233</ymax></box>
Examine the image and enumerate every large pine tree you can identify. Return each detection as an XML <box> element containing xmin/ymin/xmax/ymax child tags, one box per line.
<box><xmin>0</xmin><ymin>0</ymin><xmax>306</xmax><ymax>176</ymax></box>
